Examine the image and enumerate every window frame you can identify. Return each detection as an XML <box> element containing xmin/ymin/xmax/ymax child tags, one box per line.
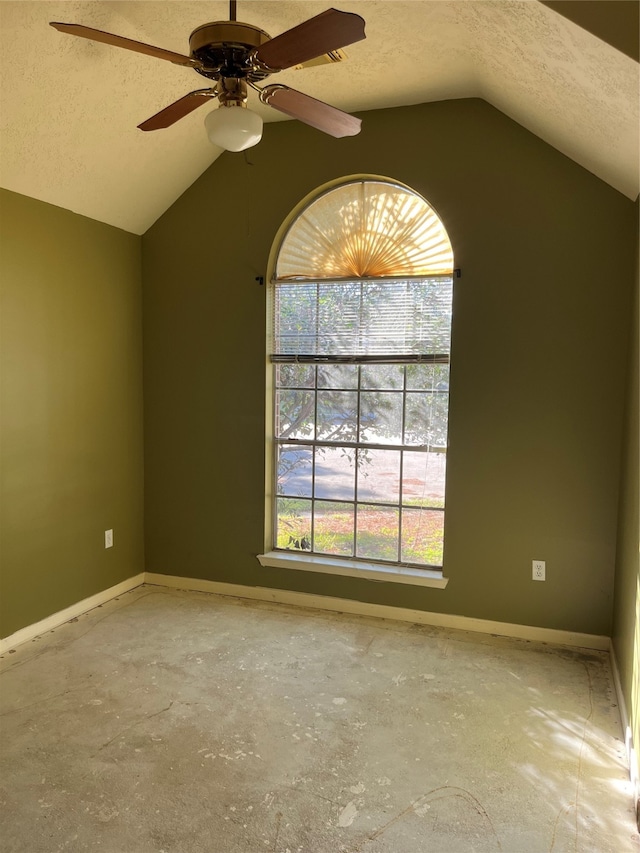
<box><xmin>258</xmin><ymin>177</ymin><xmax>453</xmax><ymax>589</ymax></box>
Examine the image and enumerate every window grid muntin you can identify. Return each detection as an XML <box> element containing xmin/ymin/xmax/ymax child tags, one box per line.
<box><xmin>274</xmin><ymin>360</ymin><xmax>448</xmax><ymax>569</ymax></box>
<box><xmin>353</xmin><ymin>363</ymin><xmax>363</xmax><ymax>555</ymax></box>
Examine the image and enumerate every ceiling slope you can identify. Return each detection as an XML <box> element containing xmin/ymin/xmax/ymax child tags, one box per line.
<box><xmin>0</xmin><ymin>1</ymin><xmax>637</xmax><ymax>235</ymax></box>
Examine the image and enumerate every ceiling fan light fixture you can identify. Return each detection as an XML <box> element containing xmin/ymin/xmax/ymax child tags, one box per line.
<box><xmin>205</xmin><ymin>103</ymin><xmax>263</xmax><ymax>152</ymax></box>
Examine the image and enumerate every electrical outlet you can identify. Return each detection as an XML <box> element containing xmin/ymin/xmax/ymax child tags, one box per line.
<box><xmin>532</xmin><ymin>560</ymin><xmax>545</xmax><ymax>581</ymax></box>
<box><xmin>105</xmin><ymin>529</ymin><xmax>113</xmax><ymax>549</ymax></box>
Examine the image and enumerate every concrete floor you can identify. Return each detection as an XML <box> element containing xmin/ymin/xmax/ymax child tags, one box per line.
<box><xmin>1</xmin><ymin>585</ymin><xmax>638</xmax><ymax>853</ymax></box>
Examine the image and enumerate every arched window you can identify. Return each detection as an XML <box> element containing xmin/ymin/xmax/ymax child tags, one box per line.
<box><xmin>261</xmin><ymin>178</ymin><xmax>454</xmax><ymax>583</ymax></box>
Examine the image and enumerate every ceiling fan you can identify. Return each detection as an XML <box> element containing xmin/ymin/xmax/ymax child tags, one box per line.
<box><xmin>50</xmin><ymin>2</ymin><xmax>366</xmax><ymax>151</ymax></box>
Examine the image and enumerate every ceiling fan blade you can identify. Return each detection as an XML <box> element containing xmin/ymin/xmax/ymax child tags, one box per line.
<box><xmin>138</xmin><ymin>90</ymin><xmax>216</xmax><ymax>131</ymax></box>
<box><xmin>50</xmin><ymin>22</ymin><xmax>199</xmax><ymax>67</ymax></box>
<box><xmin>253</xmin><ymin>8</ymin><xmax>365</xmax><ymax>71</ymax></box>
<box><xmin>261</xmin><ymin>85</ymin><xmax>361</xmax><ymax>138</ymax></box>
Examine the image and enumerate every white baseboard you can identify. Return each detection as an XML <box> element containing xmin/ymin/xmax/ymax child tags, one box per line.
<box><xmin>0</xmin><ymin>573</ymin><xmax>145</xmax><ymax>654</ymax></box>
<box><xmin>1</xmin><ymin>570</ymin><xmax>611</xmax><ymax>655</ymax></box>
<box><xmin>610</xmin><ymin>645</ymin><xmax>639</xmax><ymax>819</ymax></box>
<box><xmin>144</xmin><ymin>572</ymin><xmax>610</xmax><ymax>650</ymax></box>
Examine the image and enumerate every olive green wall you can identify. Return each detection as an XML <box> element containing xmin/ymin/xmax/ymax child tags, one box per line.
<box><xmin>0</xmin><ymin>189</ymin><xmax>144</xmax><ymax>638</ymax></box>
<box><xmin>142</xmin><ymin>98</ymin><xmax>636</xmax><ymax>636</ymax></box>
<box><xmin>540</xmin><ymin>1</ymin><xmax>639</xmax><ymax>61</ymax></box>
<box><xmin>612</xmin><ymin>199</ymin><xmax>639</xmax><ymax>795</ymax></box>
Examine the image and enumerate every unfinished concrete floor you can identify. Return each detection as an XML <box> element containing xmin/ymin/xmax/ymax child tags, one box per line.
<box><xmin>1</xmin><ymin>585</ymin><xmax>638</xmax><ymax>853</ymax></box>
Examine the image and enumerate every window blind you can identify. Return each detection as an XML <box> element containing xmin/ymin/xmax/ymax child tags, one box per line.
<box><xmin>272</xmin><ymin>277</ymin><xmax>453</xmax><ymax>362</ymax></box>
<box><xmin>275</xmin><ymin>180</ymin><xmax>454</xmax><ymax>280</ymax></box>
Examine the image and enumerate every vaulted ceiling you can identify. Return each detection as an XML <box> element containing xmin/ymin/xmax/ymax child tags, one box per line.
<box><xmin>0</xmin><ymin>1</ymin><xmax>637</xmax><ymax>235</ymax></box>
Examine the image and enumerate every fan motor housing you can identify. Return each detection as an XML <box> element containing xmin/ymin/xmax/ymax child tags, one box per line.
<box><xmin>189</xmin><ymin>21</ymin><xmax>272</xmax><ymax>79</ymax></box>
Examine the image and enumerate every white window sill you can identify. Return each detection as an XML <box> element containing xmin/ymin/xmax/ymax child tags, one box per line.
<box><xmin>257</xmin><ymin>551</ymin><xmax>449</xmax><ymax>588</ymax></box>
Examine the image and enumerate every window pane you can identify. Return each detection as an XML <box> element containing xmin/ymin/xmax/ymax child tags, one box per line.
<box><xmin>276</xmin><ymin>363</ymin><xmax>315</xmax><ymax>389</ymax></box>
<box><xmin>402</xmin><ymin>451</ymin><xmax>446</xmax><ymax>506</ymax></box>
<box><xmin>401</xmin><ymin>508</ymin><xmax>444</xmax><ymax>567</ymax></box>
<box><xmin>276</xmin><ymin>390</ymin><xmax>315</xmax><ymax>440</ymax></box>
<box><xmin>275</xmin><ymin>284</ymin><xmax>318</xmax><ymax>355</ymax></box>
<box><xmin>360</xmin><ymin>391</ymin><xmax>403</xmax><ymax>444</ymax></box>
<box><xmin>406</xmin><ymin>363</ymin><xmax>449</xmax><ymax>391</ymax></box>
<box><xmin>276</xmin><ymin>498</ymin><xmax>311</xmax><ymax>551</ymax></box>
<box><xmin>360</xmin><ymin>364</ymin><xmax>404</xmax><ymax>390</ymax></box>
<box><xmin>316</xmin><ymin>390</ymin><xmax>358</xmax><ymax>442</ymax></box>
<box><xmin>277</xmin><ymin>444</ymin><xmax>313</xmax><ymax>498</ymax></box>
<box><xmin>317</xmin><ymin>364</ymin><xmax>358</xmax><ymax>389</ymax></box>
<box><xmin>356</xmin><ymin>506</ymin><xmax>399</xmax><ymax>562</ymax></box>
<box><xmin>402</xmin><ymin>280</ymin><xmax>453</xmax><ymax>353</ymax></box>
<box><xmin>317</xmin><ymin>282</ymin><xmax>363</xmax><ymax>354</ymax></box>
<box><xmin>357</xmin><ymin>449</ymin><xmax>401</xmax><ymax>503</ymax></box>
<box><xmin>314</xmin><ymin>446</ymin><xmax>356</xmax><ymax>500</ymax></box>
<box><xmin>404</xmin><ymin>392</ymin><xmax>449</xmax><ymax>447</ymax></box>
<box><xmin>313</xmin><ymin>501</ymin><xmax>354</xmax><ymax>557</ymax></box>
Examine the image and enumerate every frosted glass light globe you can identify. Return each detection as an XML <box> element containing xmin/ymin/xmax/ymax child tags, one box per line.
<box><xmin>205</xmin><ymin>105</ymin><xmax>263</xmax><ymax>152</ymax></box>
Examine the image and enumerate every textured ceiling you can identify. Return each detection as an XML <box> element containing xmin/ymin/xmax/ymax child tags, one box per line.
<box><xmin>0</xmin><ymin>1</ymin><xmax>637</xmax><ymax>235</ymax></box>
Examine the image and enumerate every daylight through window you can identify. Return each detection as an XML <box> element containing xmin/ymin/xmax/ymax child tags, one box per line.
<box><xmin>270</xmin><ymin>180</ymin><xmax>454</xmax><ymax>570</ymax></box>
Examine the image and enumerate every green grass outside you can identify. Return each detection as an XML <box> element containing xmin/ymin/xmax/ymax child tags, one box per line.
<box><xmin>277</xmin><ymin>503</ymin><xmax>444</xmax><ymax>566</ymax></box>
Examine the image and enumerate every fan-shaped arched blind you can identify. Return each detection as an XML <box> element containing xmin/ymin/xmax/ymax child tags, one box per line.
<box><xmin>274</xmin><ymin>180</ymin><xmax>454</xmax><ymax>281</ymax></box>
